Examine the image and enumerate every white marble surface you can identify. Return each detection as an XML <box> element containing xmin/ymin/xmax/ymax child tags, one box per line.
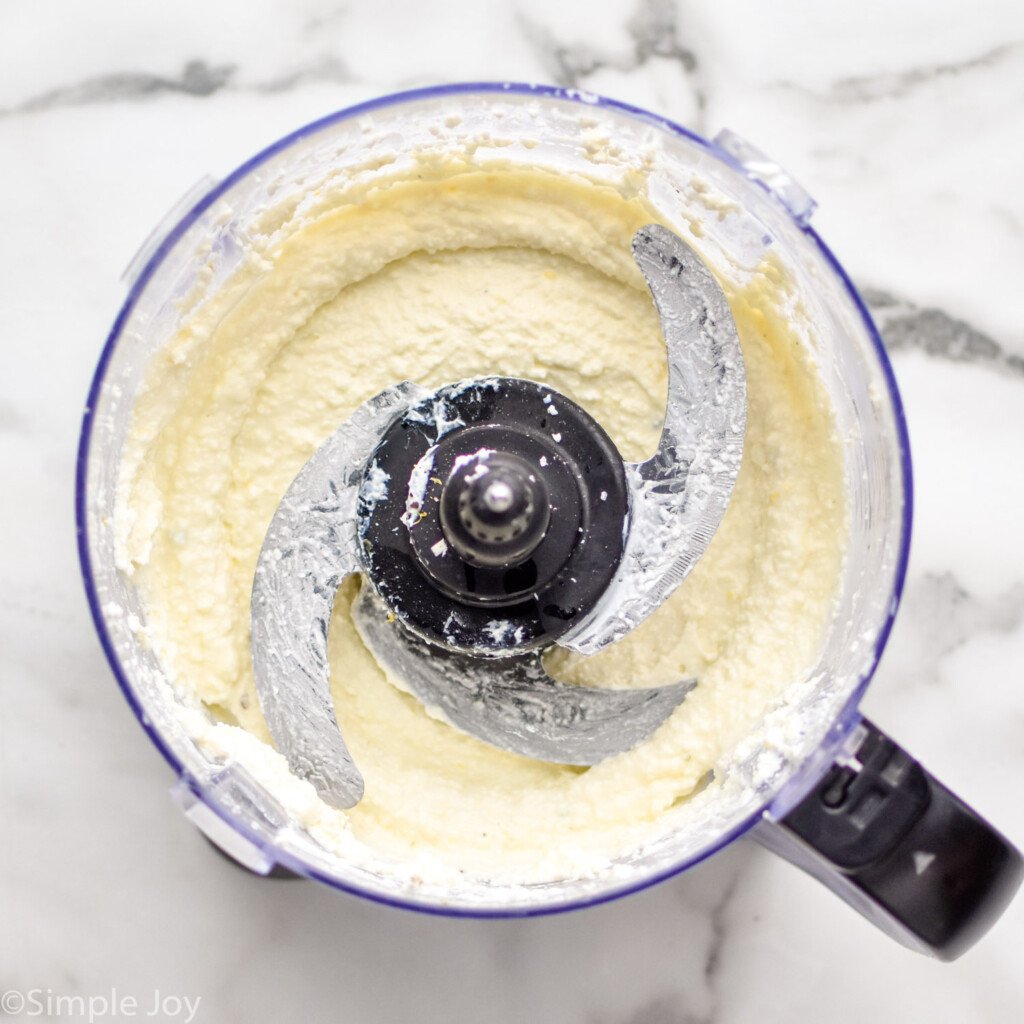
<box><xmin>3</xmin><ymin>1</ymin><xmax>1024</xmax><ymax>1021</ymax></box>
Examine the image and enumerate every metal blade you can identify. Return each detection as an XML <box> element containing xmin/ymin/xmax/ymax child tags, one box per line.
<box><xmin>352</xmin><ymin>587</ymin><xmax>695</xmax><ymax>765</ymax></box>
<box><xmin>561</xmin><ymin>224</ymin><xmax>747</xmax><ymax>655</ymax></box>
<box><xmin>250</xmin><ymin>381</ymin><xmax>427</xmax><ymax>809</ymax></box>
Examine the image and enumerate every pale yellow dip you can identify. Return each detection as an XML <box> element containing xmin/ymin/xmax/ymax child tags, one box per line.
<box><xmin>117</xmin><ymin>167</ymin><xmax>846</xmax><ymax>883</ymax></box>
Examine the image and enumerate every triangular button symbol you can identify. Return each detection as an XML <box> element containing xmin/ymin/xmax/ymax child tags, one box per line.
<box><xmin>913</xmin><ymin>851</ymin><xmax>936</xmax><ymax>875</ymax></box>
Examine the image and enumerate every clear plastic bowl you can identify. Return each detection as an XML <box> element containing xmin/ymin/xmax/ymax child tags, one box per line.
<box><xmin>76</xmin><ymin>83</ymin><xmax>911</xmax><ymax>916</ymax></box>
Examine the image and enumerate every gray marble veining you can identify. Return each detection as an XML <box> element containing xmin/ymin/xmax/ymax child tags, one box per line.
<box><xmin>799</xmin><ymin>42</ymin><xmax>1024</xmax><ymax>103</ymax></box>
<box><xmin>520</xmin><ymin>0</ymin><xmax>708</xmax><ymax>126</ymax></box>
<box><xmin>0</xmin><ymin>55</ymin><xmax>354</xmax><ymax>118</ymax></box>
<box><xmin>864</xmin><ymin>288</ymin><xmax>1024</xmax><ymax>377</ymax></box>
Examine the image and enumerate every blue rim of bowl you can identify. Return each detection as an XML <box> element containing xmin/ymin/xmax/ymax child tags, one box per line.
<box><xmin>75</xmin><ymin>80</ymin><xmax>914</xmax><ymax>918</ymax></box>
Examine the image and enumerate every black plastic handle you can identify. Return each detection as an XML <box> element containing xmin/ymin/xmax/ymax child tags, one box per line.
<box><xmin>758</xmin><ymin>717</ymin><xmax>1023</xmax><ymax>960</ymax></box>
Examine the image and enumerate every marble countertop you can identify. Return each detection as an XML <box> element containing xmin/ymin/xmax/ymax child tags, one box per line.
<box><xmin>3</xmin><ymin>1</ymin><xmax>1024</xmax><ymax>1021</ymax></box>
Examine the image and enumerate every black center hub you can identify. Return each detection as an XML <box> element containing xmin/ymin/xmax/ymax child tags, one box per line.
<box><xmin>357</xmin><ymin>377</ymin><xmax>629</xmax><ymax>653</ymax></box>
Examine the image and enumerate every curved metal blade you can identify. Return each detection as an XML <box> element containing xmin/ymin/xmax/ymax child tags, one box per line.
<box><xmin>561</xmin><ymin>224</ymin><xmax>747</xmax><ymax>655</ymax></box>
<box><xmin>250</xmin><ymin>382</ymin><xmax>427</xmax><ymax>809</ymax></box>
<box><xmin>352</xmin><ymin>587</ymin><xmax>695</xmax><ymax>765</ymax></box>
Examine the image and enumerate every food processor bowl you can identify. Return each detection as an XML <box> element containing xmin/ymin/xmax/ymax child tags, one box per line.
<box><xmin>77</xmin><ymin>83</ymin><xmax>1021</xmax><ymax>958</ymax></box>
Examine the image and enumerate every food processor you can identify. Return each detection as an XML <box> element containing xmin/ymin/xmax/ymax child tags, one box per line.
<box><xmin>76</xmin><ymin>82</ymin><xmax>1022</xmax><ymax>960</ymax></box>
